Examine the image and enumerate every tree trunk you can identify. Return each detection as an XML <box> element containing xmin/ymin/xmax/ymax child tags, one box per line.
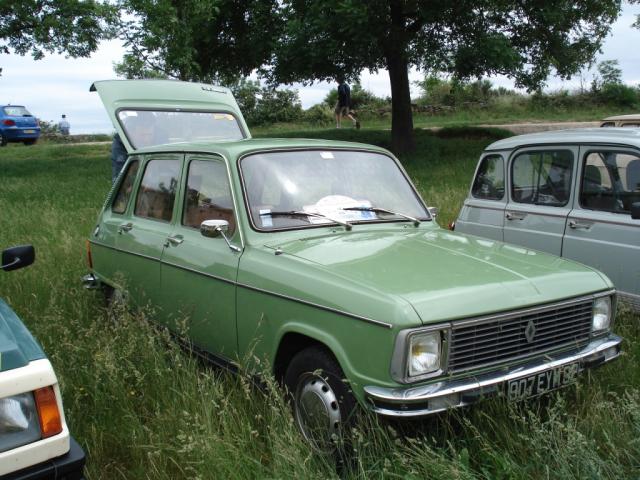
<box><xmin>387</xmin><ymin>54</ymin><xmax>415</xmax><ymax>154</ymax></box>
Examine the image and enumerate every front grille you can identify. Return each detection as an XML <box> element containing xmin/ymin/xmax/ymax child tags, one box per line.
<box><xmin>448</xmin><ymin>299</ymin><xmax>593</xmax><ymax>372</ymax></box>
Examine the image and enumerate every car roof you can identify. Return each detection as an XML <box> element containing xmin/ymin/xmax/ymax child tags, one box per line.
<box><xmin>602</xmin><ymin>114</ymin><xmax>640</xmax><ymax>121</ymax></box>
<box><xmin>130</xmin><ymin>137</ymin><xmax>391</xmax><ymax>161</ymax></box>
<box><xmin>485</xmin><ymin>128</ymin><xmax>640</xmax><ymax>151</ymax></box>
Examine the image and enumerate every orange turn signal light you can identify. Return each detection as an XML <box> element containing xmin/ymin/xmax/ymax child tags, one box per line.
<box><xmin>34</xmin><ymin>386</ymin><xmax>63</xmax><ymax>438</ymax></box>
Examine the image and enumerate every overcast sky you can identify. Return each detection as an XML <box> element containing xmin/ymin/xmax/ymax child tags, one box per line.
<box><xmin>1</xmin><ymin>3</ymin><xmax>639</xmax><ymax>134</ymax></box>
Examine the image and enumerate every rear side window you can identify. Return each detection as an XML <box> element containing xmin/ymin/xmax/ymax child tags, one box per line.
<box><xmin>134</xmin><ymin>159</ymin><xmax>181</xmax><ymax>222</ymax></box>
<box><xmin>183</xmin><ymin>159</ymin><xmax>236</xmax><ymax>236</ymax></box>
<box><xmin>472</xmin><ymin>155</ymin><xmax>504</xmax><ymax>200</ymax></box>
<box><xmin>511</xmin><ymin>150</ymin><xmax>573</xmax><ymax>206</ymax></box>
<box><xmin>112</xmin><ymin>160</ymin><xmax>139</xmax><ymax>214</ymax></box>
<box><xmin>580</xmin><ymin>151</ymin><xmax>640</xmax><ymax>214</ymax></box>
<box><xmin>621</xmin><ymin>123</ymin><xmax>640</xmax><ymax>128</ymax></box>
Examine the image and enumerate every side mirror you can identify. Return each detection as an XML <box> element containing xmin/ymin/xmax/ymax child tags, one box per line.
<box><xmin>2</xmin><ymin>245</ymin><xmax>35</xmax><ymax>272</ymax></box>
<box><xmin>200</xmin><ymin>220</ymin><xmax>240</xmax><ymax>252</ymax></box>
<box><xmin>200</xmin><ymin>219</ymin><xmax>229</xmax><ymax>238</ymax></box>
<box><xmin>631</xmin><ymin>202</ymin><xmax>640</xmax><ymax>220</ymax></box>
<box><xmin>428</xmin><ymin>207</ymin><xmax>439</xmax><ymax>219</ymax></box>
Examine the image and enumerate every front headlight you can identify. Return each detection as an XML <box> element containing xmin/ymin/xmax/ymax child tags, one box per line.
<box><xmin>592</xmin><ymin>296</ymin><xmax>612</xmax><ymax>332</ymax></box>
<box><xmin>409</xmin><ymin>331</ymin><xmax>442</xmax><ymax>377</ymax></box>
<box><xmin>0</xmin><ymin>392</ymin><xmax>41</xmax><ymax>453</ymax></box>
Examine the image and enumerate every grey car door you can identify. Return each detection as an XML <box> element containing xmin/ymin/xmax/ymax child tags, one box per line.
<box><xmin>456</xmin><ymin>153</ymin><xmax>507</xmax><ymax>241</ymax></box>
<box><xmin>563</xmin><ymin>147</ymin><xmax>640</xmax><ymax>307</ymax></box>
<box><xmin>503</xmin><ymin>147</ymin><xmax>578</xmax><ymax>255</ymax></box>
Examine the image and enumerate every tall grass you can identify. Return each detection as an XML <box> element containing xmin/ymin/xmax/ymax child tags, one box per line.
<box><xmin>0</xmin><ymin>131</ymin><xmax>638</xmax><ymax>479</ymax></box>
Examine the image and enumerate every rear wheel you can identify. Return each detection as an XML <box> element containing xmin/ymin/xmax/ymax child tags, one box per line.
<box><xmin>0</xmin><ymin>134</ymin><xmax>7</xmax><ymax>146</ymax></box>
<box><xmin>284</xmin><ymin>346</ymin><xmax>357</xmax><ymax>452</ymax></box>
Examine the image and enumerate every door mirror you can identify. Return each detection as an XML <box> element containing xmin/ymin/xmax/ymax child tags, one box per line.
<box><xmin>2</xmin><ymin>245</ymin><xmax>35</xmax><ymax>272</ymax></box>
<box><xmin>200</xmin><ymin>219</ymin><xmax>240</xmax><ymax>252</ymax></box>
<box><xmin>631</xmin><ymin>202</ymin><xmax>640</xmax><ymax>220</ymax></box>
<box><xmin>428</xmin><ymin>207</ymin><xmax>439</xmax><ymax>219</ymax></box>
<box><xmin>200</xmin><ymin>219</ymin><xmax>229</xmax><ymax>238</ymax></box>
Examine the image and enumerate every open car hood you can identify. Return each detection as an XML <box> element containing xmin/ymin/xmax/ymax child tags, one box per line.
<box><xmin>90</xmin><ymin>79</ymin><xmax>251</xmax><ymax>153</ymax></box>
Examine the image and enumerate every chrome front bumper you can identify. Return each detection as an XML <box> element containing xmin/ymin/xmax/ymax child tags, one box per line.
<box><xmin>364</xmin><ymin>334</ymin><xmax>622</xmax><ymax>417</ymax></box>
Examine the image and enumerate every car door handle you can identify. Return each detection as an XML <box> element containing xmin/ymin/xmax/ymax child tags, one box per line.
<box><xmin>568</xmin><ymin>220</ymin><xmax>592</xmax><ymax>230</ymax></box>
<box><xmin>118</xmin><ymin>222</ymin><xmax>133</xmax><ymax>234</ymax></box>
<box><xmin>165</xmin><ymin>234</ymin><xmax>184</xmax><ymax>247</ymax></box>
<box><xmin>505</xmin><ymin>211</ymin><xmax>526</xmax><ymax>221</ymax></box>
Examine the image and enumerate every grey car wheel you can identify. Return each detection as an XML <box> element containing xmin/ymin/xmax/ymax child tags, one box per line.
<box><xmin>284</xmin><ymin>346</ymin><xmax>356</xmax><ymax>452</ymax></box>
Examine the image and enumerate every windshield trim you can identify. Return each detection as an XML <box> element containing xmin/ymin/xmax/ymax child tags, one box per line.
<box><xmin>237</xmin><ymin>147</ymin><xmax>432</xmax><ymax>233</ymax></box>
<box><xmin>115</xmin><ymin>106</ymin><xmax>248</xmax><ymax>150</ymax></box>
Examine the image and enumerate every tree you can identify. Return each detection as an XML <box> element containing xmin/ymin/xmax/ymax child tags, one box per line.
<box><xmin>114</xmin><ymin>0</ymin><xmax>279</xmax><ymax>84</ymax></box>
<box><xmin>268</xmin><ymin>1</ymin><xmax>622</xmax><ymax>153</ymax></box>
<box><xmin>0</xmin><ymin>0</ymin><xmax>116</xmax><ymax>73</ymax></box>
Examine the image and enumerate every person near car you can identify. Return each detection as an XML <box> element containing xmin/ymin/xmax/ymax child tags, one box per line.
<box><xmin>58</xmin><ymin>114</ymin><xmax>70</xmax><ymax>135</ymax></box>
<box><xmin>111</xmin><ymin>133</ymin><xmax>127</xmax><ymax>182</ymax></box>
<box><xmin>335</xmin><ymin>78</ymin><xmax>360</xmax><ymax>129</ymax></box>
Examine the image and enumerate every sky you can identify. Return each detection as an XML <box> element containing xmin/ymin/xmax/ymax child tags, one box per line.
<box><xmin>1</xmin><ymin>4</ymin><xmax>639</xmax><ymax>134</ymax></box>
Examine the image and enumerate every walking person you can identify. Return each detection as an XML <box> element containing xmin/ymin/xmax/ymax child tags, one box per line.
<box><xmin>334</xmin><ymin>77</ymin><xmax>360</xmax><ymax>129</ymax></box>
<box><xmin>58</xmin><ymin>114</ymin><xmax>70</xmax><ymax>135</ymax></box>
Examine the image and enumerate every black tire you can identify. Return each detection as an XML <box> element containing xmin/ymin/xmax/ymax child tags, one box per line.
<box><xmin>23</xmin><ymin>139</ymin><xmax>37</xmax><ymax>146</ymax></box>
<box><xmin>0</xmin><ymin>134</ymin><xmax>7</xmax><ymax>147</ymax></box>
<box><xmin>284</xmin><ymin>346</ymin><xmax>357</xmax><ymax>452</ymax></box>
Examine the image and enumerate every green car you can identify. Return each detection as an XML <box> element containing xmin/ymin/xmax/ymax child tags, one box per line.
<box><xmin>85</xmin><ymin>80</ymin><xmax>621</xmax><ymax>450</ymax></box>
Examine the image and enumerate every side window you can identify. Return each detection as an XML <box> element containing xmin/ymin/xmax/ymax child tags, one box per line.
<box><xmin>183</xmin><ymin>159</ymin><xmax>236</xmax><ymax>236</ymax></box>
<box><xmin>472</xmin><ymin>155</ymin><xmax>504</xmax><ymax>200</ymax></box>
<box><xmin>600</xmin><ymin>122</ymin><xmax>616</xmax><ymax>128</ymax></box>
<box><xmin>134</xmin><ymin>159</ymin><xmax>181</xmax><ymax>222</ymax></box>
<box><xmin>112</xmin><ymin>160</ymin><xmax>139</xmax><ymax>214</ymax></box>
<box><xmin>511</xmin><ymin>150</ymin><xmax>573</xmax><ymax>206</ymax></box>
<box><xmin>580</xmin><ymin>151</ymin><xmax>640</xmax><ymax>214</ymax></box>
<box><xmin>621</xmin><ymin>123</ymin><xmax>640</xmax><ymax>128</ymax></box>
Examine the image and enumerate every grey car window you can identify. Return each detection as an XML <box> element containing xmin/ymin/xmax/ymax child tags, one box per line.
<box><xmin>134</xmin><ymin>159</ymin><xmax>181</xmax><ymax>222</ymax></box>
<box><xmin>580</xmin><ymin>151</ymin><xmax>640</xmax><ymax>214</ymax></box>
<box><xmin>112</xmin><ymin>160</ymin><xmax>139</xmax><ymax>214</ymax></box>
<box><xmin>183</xmin><ymin>159</ymin><xmax>236</xmax><ymax>236</ymax></box>
<box><xmin>472</xmin><ymin>155</ymin><xmax>504</xmax><ymax>200</ymax></box>
<box><xmin>511</xmin><ymin>150</ymin><xmax>573</xmax><ymax>207</ymax></box>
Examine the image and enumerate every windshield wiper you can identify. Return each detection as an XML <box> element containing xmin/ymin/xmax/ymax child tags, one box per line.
<box><xmin>341</xmin><ymin>206</ymin><xmax>422</xmax><ymax>226</ymax></box>
<box><xmin>263</xmin><ymin>210</ymin><xmax>353</xmax><ymax>230</ymax></box>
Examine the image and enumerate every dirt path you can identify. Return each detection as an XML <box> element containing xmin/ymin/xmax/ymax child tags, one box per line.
<box><xmin>477</xmin><ymin>121</ymin><xmax>599</xmax><ymax>134</ymax></box>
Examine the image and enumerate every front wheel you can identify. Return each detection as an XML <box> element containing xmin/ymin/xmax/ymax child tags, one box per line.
<box><xmin>23</xmin><ymin>139</ymin><xmax>37</xmax><ymax>146</ymax></box>
<box><xmin>284</xmin><ymin>346</ymin><xmax>357</xmax><ymax>452</ymax></box>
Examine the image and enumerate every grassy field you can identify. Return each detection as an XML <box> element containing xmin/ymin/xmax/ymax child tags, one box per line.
<box><xmin>251</xmin><ymin>104</ymin><xmax>638</xmax><ymax>134</ymax></box>
<box><xmin>0</xmin><ymin>128</ymin><xmax>639</xmax><ymax>479</ymax></box>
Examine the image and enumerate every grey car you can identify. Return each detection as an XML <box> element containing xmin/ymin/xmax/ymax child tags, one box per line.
<box><xmin>454</xmin><ymin>128</ymin><xmax>640</xmax><ymax>310</ymax></box>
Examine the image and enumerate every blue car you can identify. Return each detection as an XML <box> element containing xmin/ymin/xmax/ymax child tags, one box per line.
<box><xmin>0</xmin><ymin>106</ymin><xmax>40</xmax><ymax>146</ymax></box>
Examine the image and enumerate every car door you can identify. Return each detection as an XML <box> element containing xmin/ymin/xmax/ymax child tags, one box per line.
<box><xmin>563</xmin><ymin>147</ymin><xmax>640</xmax><ymax>305</ymax></box>
<box><xmin>91</xmin><ymin>157</ymin><xmax>141</xmax><ymax>287</ymax></box>
<box><xmin>159</xmin><ymin>154</ymin><xmax>242</xmax><ymax>358</ymax></box>
<box><xmin>456</xmin><ymin>153</ymin><xmax>507</xmax><ymax>241</ymax></box>
<box><xmin>503</xmin><ymin>147</ymin><xmax>578</xmax><ymax>255</ymax></box>
<box><xmin>115</xmin><ymin>154</ymin><xmax>183</xmax><ymax>307</ymax></box>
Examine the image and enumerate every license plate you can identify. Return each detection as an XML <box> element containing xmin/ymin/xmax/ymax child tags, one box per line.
<box><xmin>23</xmin><ymin>129</ymin><xmax>35</xmax><ymax>133</ymax></box>
<box><xmin>506</xmin><ymin>362</ymin><xmax>580</xmax><ymax>401</ymax></box>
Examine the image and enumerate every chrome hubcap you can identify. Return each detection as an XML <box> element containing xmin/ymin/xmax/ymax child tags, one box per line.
<box><xmin>294</xmin><ymin>373</ymin><xmax>342</xmax><ymax>451</ymax></box>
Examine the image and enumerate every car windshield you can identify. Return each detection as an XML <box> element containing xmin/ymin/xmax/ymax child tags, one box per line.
<box><xmin>117</xmin><ymin>109</ymin><xmax>245</xmax><ymax>149</ymax></box>
<box><xmin>3</xmin><ymin>106</ymin><xmax>32</xmax><ymax>116</ymax></box>
<box><xmin>241</xmin><ymin>149</ymin><xmax>430</xmax><ymax>230</ymax></box>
